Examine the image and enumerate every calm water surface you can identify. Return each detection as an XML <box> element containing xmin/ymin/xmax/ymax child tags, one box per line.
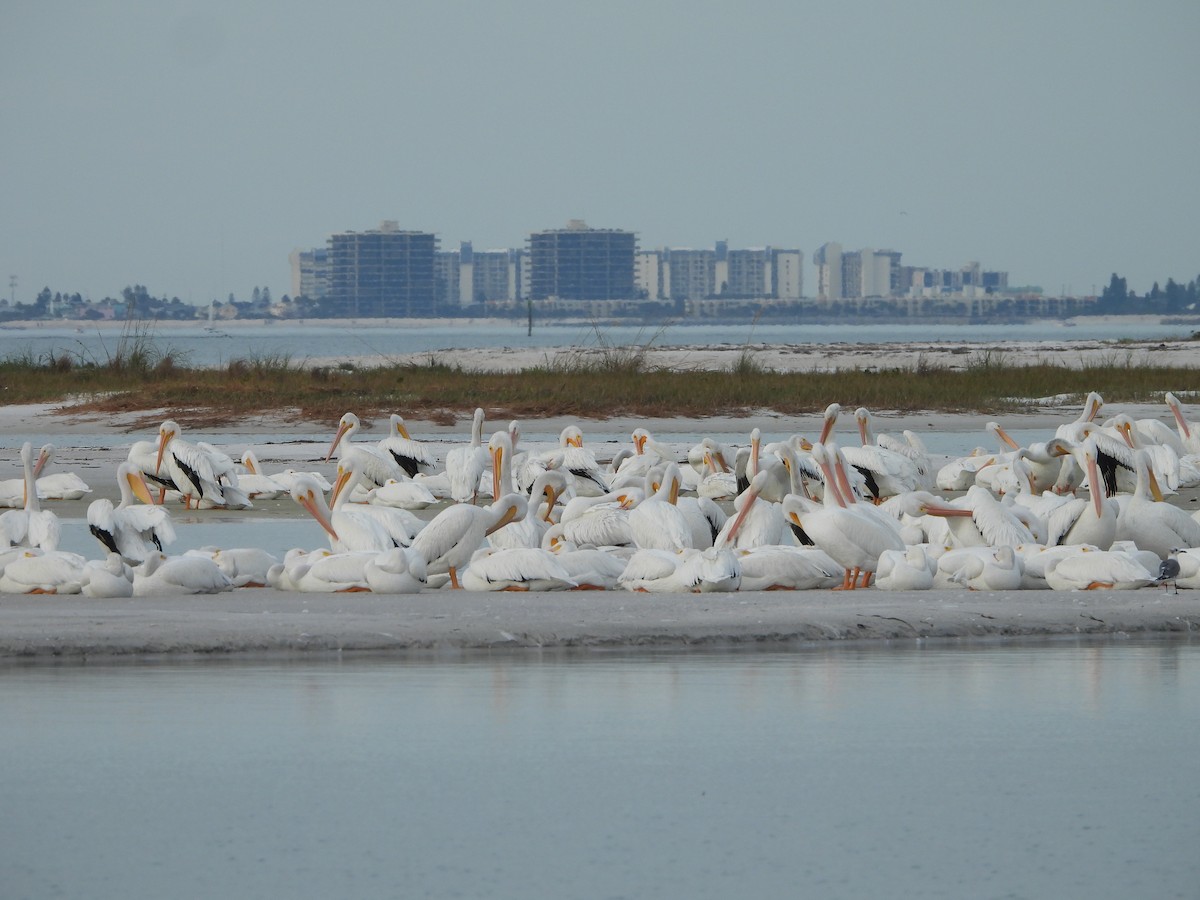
<box><xmin>1</xmin><ymin>319</ymin><xmax>1193</xmax><ymax>367</ymax></box>
<box><xmin>3</xmin><ymin>639</ymin><xmax>1197</xmax><ymax>899</ymax></box>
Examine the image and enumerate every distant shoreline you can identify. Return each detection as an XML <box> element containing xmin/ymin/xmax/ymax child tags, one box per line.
<box><xmin>1</xmin><ymin>312</ymin><xmax>1197</xmax><ymax>332</ymax></box>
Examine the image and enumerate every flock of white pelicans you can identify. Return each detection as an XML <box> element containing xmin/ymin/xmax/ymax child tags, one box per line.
<box><xmin>3</xmin><ymin>391</ymin><xmax>1200</xmax><ymax>597</ymax></box>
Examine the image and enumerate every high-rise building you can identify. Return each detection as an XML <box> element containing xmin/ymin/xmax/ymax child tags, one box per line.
<box><xmin>813</xmin><ymin>242</ymin><xmax>843</xmax><ymax>302</ymax></box>
<box><xmin>527</xmin><ymin>220</ymin><xmax>636</xmax><ymax>301</ymax></box>
<box><xmin>665</xmin><ymin>248</ymin><xmax>716</xmax><ymax>300</ymax></box>
<box><xmin>288</xmin><ymin>248</ymin><xmax>330</xmax><ymax>300</ymax></box>
<box><xmin>327</xmin><ymin>220</ymin><xmax>437</xmax><ymax>317</ymax></box>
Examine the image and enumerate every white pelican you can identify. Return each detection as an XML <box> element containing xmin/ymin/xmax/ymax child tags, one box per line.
<box><xmin>487</xmin><ymin>429</ymin><xmax>519</xmax><ymax>500</ymax></box>
<box><xmin>461</xmin><ymin>547</ymin><xmax>577</xmax><ymax>591</ymax></box>
<box><xmin>874</xmin><ymin>546</ymin><xmax>936</xmax><ymax>591</ymax></box>
<box><xmin>1038</xmin><ymin>438</ymin><xmax>1116</xmax><ymax>549</ymax></box>
<box><xmin>155</xmin><ymin>420</ymin><xmax>250</xmax><ymax>509</ymax></box>
<box><xmin>554</xmin><ymin>425</ymin><xmax>610</xmax><ymax>496</ymax></box>
<box><xmin>611</xmin><ymin>428</ymin><xmax>675</xmax><ymax>484</ymax></box>
<box><xmin>81</xmin><ymin>552</ymin><xmax>135</xmax><ymax>598</ymax></box>
<box><xmin>734</xmin><ymin>545</ymin><xmax>843</xmax><ymax>591</ymax></box>
<box><xmin>618</xmin><ymin>546</ymin><xmax>741</xmax><ymax>593</ymax></box>
<box><xmin>236</xmin><ymin>449</ymin><xmax>288</xmax><ymax>499</ymax></box>
<box><xmin>489</xmin><ymin>471</ymin><xmax>568</xmax><ymax>550</ymax></box>
<box><xmin>126</xmin><ymin>439</ymin><xmax>181</xmax><ymax>500</ymax></box>
<box><xmin>445</xmin><ymin>408</ymin><xmax>489</xmax><ymax>504</ymax></box>
<box><xmin>855</xmin><ymin>407</ymin><xmax>934</xmax><ymax>490</ymax></box>
<box><xmin>366</xmin><ymin>478</ymin><xmax>438</xmax><ymax>511</ymax></box>
<box><xmin>1165</xmin><ymin>392</ymin><xmax>1200</xmax><ymax>455</ymax></box>
<box><xmin>291</xmin><ymin>474</ymin><xmax>397</xmax><ymax>554</ymax></box>
<box><xmin>556</xmin><ymin>489</ymin><xmax>638</xmax><ymax>548</ymax></box>
<box><xmin>0</xmin><ymin>443</ymin><xmax>60</xmax><ymax>551</ymax></box>
<box><xmin>378</xmin><ymin>414</ymin><xmax>436</xmax><ymax>477</ymax></box>
<box><xmin>713</xmin><ymin>470</ymin><xmax>787</xmax><ymax>550</ymax></box>
<box><xmin>780</xmin><ymin>445</ymin><xmax>903</xmax><ymax>589</ymax></box>
<box><xmin>184</xmin><ymin>546</ymin><xmax>279</xmax><ymax>588</ymax></box>
<box><xmin>1043</xmin><ymin>548</ymin><xmax>1154</xmax><ymax>591</ymax></box>
<box><xmin>1109</xmin><ymin>413</ymin><xmax>1182</xmax><ymax>493</ymax></box>
<box><xmin>628</xmin><ymin>464</ymin><xmax>694</xmax><ymax>552</ymax></box>
<box><xmin>30</xmin><ymin>444</ymin><xmax>92</xmax><ymax>500</ymax></box>
<box><xmin>87</xmin><ymin>461</ymin><xmax>176</xmax><ymax>563</ymax></box>
<box><xmin>1114</xmin><ymin>450</ymin><xmax>1200</xmax><ymax>558</ymax></box>
<box><xmin>541</xmin><ymin>527</ymin><xmax>630</xmax><ymax>589</ymax></box>
<box><xmin>946</xmin><ymin>544</ymin><xmax>1024</xmax><ymax>591</ymax></box>
<box><xmin>0</xmin><ymin>548</ymin><xmax>86</xmax><ymax>594</ymax></box>
<box><xmin>363</xmin><ymin>547</ymin><xmax>427</xmax><ymax>594</ymax></box>
<box><xmin>329</xmin><ymin>454</ymin><xmax>424</xmax><ymax>547</ymax></box>
<box><xmin>1054</xmin><ymin>391</ymin><xmax>1104</xmax><ymax>439</ymax></box>
<box><xmin>132</xmin><ymin>552</ymin><xmax>234</xmax><ymax>596</ymax></box>
<box><xmin>411</xmin><ymin>493</ymin><xmax>527</xmax><ymax>589</ymax></box>
<box><xmin>325</xmin><ymin>412</ymin><xmax>406</xmax><ymax>488</ymax></box>
<box><xmin>916</xmin><ymin>485</ymin><xmax>1037</xmax><ymax>549</ymax></box>
<box><xmin>272</xmin><ymin>549</ymin><xmax>375</xmax><ymax>592</ymax></box>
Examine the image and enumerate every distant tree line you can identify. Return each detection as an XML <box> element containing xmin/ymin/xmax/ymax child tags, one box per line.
<box><xmin>1097</xmin><ymin>273</ymin><xmax>1200</xmax><ymax>314</ymax></box>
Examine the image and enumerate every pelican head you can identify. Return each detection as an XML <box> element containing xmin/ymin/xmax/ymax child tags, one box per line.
<box><xmin>818</xmin><ymin>403</ymin><xmax>840</xmax><ymax>444</ymax></box>
<box><xmin>326</xmin><ymin>412</ymin><xmax>361</xmax><ymax>461</ymax></box>
<box><xmin>389</xmin><ymin>414</ymin><xmax>411</xmax><ymax>440</ymax></box>
<box><xmin>155</xmin><ymin>420</ymin><xmax>180</xmax><ymax>474</ymax></box>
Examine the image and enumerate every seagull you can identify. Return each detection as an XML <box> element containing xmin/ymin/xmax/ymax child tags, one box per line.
<box><xmin>1155</xmin><ymin>550</ymin><xmax>1182</xmax><ymax>594</ymax></box>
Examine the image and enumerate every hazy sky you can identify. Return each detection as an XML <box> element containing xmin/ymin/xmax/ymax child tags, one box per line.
<box><xmin>3</xmin><ymin>1</ymin><xmax>1197</xmax><ymax>304</ymax></box>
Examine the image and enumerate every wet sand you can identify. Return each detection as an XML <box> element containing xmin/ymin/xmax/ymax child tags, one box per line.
<box><xmin>1</xmin><ymin>588</ymin><xmax>1197</xmax><ymax>659</ymax></box>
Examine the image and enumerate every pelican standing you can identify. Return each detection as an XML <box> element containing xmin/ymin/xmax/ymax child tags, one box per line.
<box><xmin>445</xmin><ymin>408</ymin><xmax>489</xmax><ymax>504</ymax></box>
<box><xmin>0</xmin><ymin>443</ymin><xmax>60</xmax><ymax>551</ymax></box>
<box><xmin>411</xmin><ymin>493</ymin><xmax>527</xmax><ymax>589</ymax></box>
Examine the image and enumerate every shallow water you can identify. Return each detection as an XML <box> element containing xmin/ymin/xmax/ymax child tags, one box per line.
<box><xmin>3</xmin><ymin>639</ymin><xmax>1197</xmax><ymax>899</ymax></box>
<box><xmin>2</xmin><ymin>319</ymin><xmax>1193</xmax><ymax>368</ymax></box>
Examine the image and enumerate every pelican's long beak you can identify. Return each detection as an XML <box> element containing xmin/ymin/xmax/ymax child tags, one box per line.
<box><xmin>816</xmin><ymin>458</ymin><xmax>846</xmax><ymax>508</ymax></box>
<box><xmin>492</xmin><ymin>445</ymin><xmax>504</xmax><ymax>501</ymax></box>
<box><xmin>1149</xmin><ymin>469</ymin><xmax>1165</xmax><ymax>502</ymax></box>
<box><xmin>128</xmin><ymin>470</ymin><xmax>155</xmax><ymax>505</ymax></box>
<box><xmin>818</xmin><ymin>412</ymin><xmax>836</xmax><ymax>445</ymax></box>
<box><xmin>396</xmin><ymin>421</ymin><xmax>411</xmax><ymax>439</ymax></box>
<box><xmin>713</xmin><ymin>450</ymin><xmax>730</xmax><ymax>474</ymax></box>
<box><xmin>856</xmin><ymin>416</ymin><xmax>869</xmax><ymax>447</ymax></box>
<box><xmin>668</xmin><ymin>476</ymin><xmax>680</xmax><ymax>506</ymax></box>
<box><xmin>330</xmin><ymin>466</ymin><xmax>353</xmax><ymax>507</ymax></box>
<box><xmin>300</xmin><ymin>490</ymin><xmax>339</xmax><ymax>541</ymax></box>
<box><xmin>325</xmin><ymin>421</ymin><xmax>351</xmax><ymax>462</ymax></box>
<box><xmin>566</xmin><ymin>434</ymin><xmax>583</xmax><ymax>448</ymax></box>
<box><xmin>33</xmin><ymin>448</ymin><xmax>51</xmax><ymax>478</ymax></box>
<box><xmin>724</xmin><ymin>485</ymin><xmax>760</xmax><ymax>544</ymax></box>
<box><xmin>1167</xmin><ymin>395</ymin><xmax>1191</xmax><ymax>440</ymax></box>
<box><xmin>1118</xmin><ymin>421</ymin><xmax>1135</xmax><ymax>450</ymax></box>
<box><xmin>485</xmin><ymin>502</ymin><xmax>521</xmax><ymax>535</ymax></box>
<box><xmin>995</xmin><ymin>424</ymin><xmax>1020</xmax><ymax>451</ymax></box>
<box><xmin>634</xmin><ymin>433</ymin><xmax>647</xmax><ymax>455</ymax></box>
<box><xmin>922</xmin><ymin>503</ymin><xmax>974</xmax><ymax>518</ymax></box>
<box><xmin>541</xmin><ymin>483</ymin><xmax>560</xmax><ymax>523</ymax></box>
<box><xmin>154</xmin><ymin>427</ymin><xmax>173</xmax><ymax>474</ymax></box>
<box><xmin>1085</xmin><ymin>453</ymin><xmax>1104</xmax><ymax>518</ymax></box>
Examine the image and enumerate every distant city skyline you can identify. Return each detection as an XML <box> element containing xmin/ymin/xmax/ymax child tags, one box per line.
<box><xmin>3</xmin><ymin>3</ymin><xmax>1196</xmax><ymax>304</ymax></box>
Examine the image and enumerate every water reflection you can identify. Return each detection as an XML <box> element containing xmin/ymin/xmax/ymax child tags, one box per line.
<box><xmin>3</xmin><ymin>639</ymin><xmax>1197</xmax><ymax>899</ymax></box>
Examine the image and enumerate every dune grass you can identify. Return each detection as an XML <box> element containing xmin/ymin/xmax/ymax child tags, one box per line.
<box><xmin>1</xmin><ymin>331</ymin><xmax>1196</xmax><ymax>429</ymax></box>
